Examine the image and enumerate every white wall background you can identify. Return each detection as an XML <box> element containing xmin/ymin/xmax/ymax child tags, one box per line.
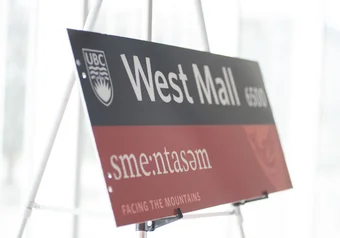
<box><xmin>1</xmin><ymin>0</ymin><xmax>340</xmax><ymax>237</ymax></box>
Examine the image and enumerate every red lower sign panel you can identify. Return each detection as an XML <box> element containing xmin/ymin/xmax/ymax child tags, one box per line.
<box><xmin>92</xmin><ymin>125</ymin><xmax>292</xmax><ymax>226</ymax></box>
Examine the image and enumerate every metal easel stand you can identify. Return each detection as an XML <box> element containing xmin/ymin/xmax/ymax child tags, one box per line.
<box><xmin>15</xmin><ymin>0</ymin><xmax>154</xmax><ymax>237</ymax></box>
<box><xmin>136</xmin><ymin>1</ymin><xmax>269</xmax><ymax>238</ymax></box>
<box><xmin>16</xmin><ymin>0</ymin><xmax>266</xmax><ymax>237</ymax></box>
<box><xmin>16</xmin><ymin>0</ymin><xmax>104</xmax><ymax>237</ymax></box>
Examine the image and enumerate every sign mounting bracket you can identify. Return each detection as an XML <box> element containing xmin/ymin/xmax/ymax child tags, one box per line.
<box><xmin>136</xmin><ymin>208</ymin><xmax>183</xmax><ymax>232</ymax></box>
<box><xmin>233</xmin><ymin>191</ymin><xmax>269</xmax><ymax>206</ymax></box>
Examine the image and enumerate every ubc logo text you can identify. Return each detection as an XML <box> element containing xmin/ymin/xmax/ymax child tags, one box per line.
<box><xmin>83</xmin><ymin>49</ymin><xmax>114</xmax><ymax>106</ymax></box>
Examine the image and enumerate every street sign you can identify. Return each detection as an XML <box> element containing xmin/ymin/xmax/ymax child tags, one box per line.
<box><xmin>68</xmin><ymin>29</ymin><xmax>292</xmax><ymax>226</ymax></box>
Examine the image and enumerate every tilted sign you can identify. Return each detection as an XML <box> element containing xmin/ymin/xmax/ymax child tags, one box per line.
<box><xmin>67</xmin><ymin>29</ymin><xmax>292</xmax><ymax>227</ymax></box>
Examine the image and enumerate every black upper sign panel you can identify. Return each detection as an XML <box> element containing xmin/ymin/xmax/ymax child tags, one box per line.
<box><xmin>67</xmin><ymin>29</ymin><xmax>275</xmax><ymax>126</ymax></box>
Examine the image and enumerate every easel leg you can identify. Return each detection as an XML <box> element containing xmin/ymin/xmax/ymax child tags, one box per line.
<box><xmin>234</xmin><ymin>205</ymin><xmax>245</xmax><ymax>238</ymax></box>
<box><xmin>72</xmin><ymin>1</ymin><xmax>89</xmax><ymax>237</ymax></box>
<box><xmin>196</xmin><ymin>1</ymin><xmax>247</xmax><ymax>236</ymax></box>
<box><xmin>136</xmin><ymin>2</ymin><xmax>152</xmax><ymax>236</ymax></box>
<box><xmin>139</xmin><ymin>231</ymin><xmax>147</xmax><ymax>238</ymax></box>
<box><xmin>16</xmin><ymin>1</ymin><xmax>103</xmax><ymax>237</ymax></box>
<box><xmin>146</xmin><ymin>0</ymin><xmax>153</xmax><ymax>41</ymax></box>
<box><xmin>195</xmin><ymin>0</ymin><xmax>210</xmax><ymax>52</ymax></box>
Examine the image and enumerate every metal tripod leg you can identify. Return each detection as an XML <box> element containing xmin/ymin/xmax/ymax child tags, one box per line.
<box><xmin>196</xmin><ymin>1</ymin><xmax>246</xmax><ymax>237</ymax></box>
<box><xmin>16</xmin><ymin>1</ymin><xmax>103</xmax><ymax>237</ymax></box>
<box><xmin>234</xmin><ymin>204</ymin><xmax>246</xmax><ymax>238</ymax></box>
<box><xmin>137</xmin><ymin>1</ymin><xmax>153</xmax><ymax>238</ymax></box>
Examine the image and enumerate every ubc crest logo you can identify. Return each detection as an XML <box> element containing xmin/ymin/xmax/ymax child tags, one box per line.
<box><xmin>82</xmin><ymin>49</ymin><xmax>113</xmax><ymax>106</ymax></box>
